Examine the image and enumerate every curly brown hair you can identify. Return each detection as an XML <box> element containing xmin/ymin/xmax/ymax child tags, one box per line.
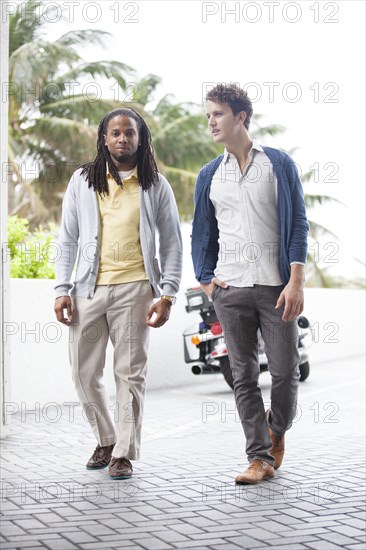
<box><xmin>205</xmin><ymin>83</ymin><xmax>253</xmax><ymax>129</ymax></box>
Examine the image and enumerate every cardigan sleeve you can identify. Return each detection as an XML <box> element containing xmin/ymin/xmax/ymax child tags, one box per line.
<box><xmin>54</xmin><ymin>172</ymin><xmax>80</xmax><ymax>297</ymax></box>
<box><xmin>284</xmin><ymin>154</ymin><xmax>309</xmax><ymax>264</ymax></box>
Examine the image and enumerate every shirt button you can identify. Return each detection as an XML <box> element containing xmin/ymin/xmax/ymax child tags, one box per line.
<box><xmin>95</xmin><ymin>235</ymin><xmax>98</xmax><ymax>240</ymax></box>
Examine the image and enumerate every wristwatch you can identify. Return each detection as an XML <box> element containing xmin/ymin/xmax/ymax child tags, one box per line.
<box><xmin>161</xmin><ymin>295</ymin><xmax>176</xmax><ymax>305</ymax></box>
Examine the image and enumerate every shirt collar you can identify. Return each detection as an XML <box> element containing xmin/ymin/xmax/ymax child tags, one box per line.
<box><xmin>223</xmin><ymin>139</ymin><xmax>263</xmax><ymax>163</ymax></box>
<box><xmin>106</xmin><ymin>163</ymin><xmax>138</xmax><ymax>180</ymax></box>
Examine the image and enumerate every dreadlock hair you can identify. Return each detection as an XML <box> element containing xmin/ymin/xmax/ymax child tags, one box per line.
<box><xmin>205</xmin><ymin>83</ymin><xmax>253</xmax><ymax>130</ymax></box>
<box><xmin>80</xmin><ymin>107</ymin><xmax>158</xmax><ymax>195</ymax></box>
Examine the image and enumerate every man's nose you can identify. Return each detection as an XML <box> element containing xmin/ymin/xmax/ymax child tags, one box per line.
<box><xmin>118</xmin><ymin>134</ymin><xmax>128</xmax><ymax>142</ymax></box>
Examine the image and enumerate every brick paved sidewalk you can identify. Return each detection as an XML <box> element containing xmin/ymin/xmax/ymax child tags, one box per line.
<box><xmin>1</xmin><ymin>355</ymin><xmax>365</xmax><ymax>550</ymax></box>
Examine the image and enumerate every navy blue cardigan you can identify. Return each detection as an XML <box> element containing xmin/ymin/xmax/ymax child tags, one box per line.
<box><xmin>191</xmin><ymin>146</ymin><xmax>309</xmax><ymax>285</ymax></box>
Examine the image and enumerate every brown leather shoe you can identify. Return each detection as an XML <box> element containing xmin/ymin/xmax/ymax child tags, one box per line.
<box><xmin>109</xmin><ymin>457</ymin><xmax>133</xmax><ymax>480</ymax></box>
<box><xmin>266</xmin><ymin>409</ymin><xmax>285</xmax><ymax>470</ymax></box>
<box><xmin>86</xmin><ymin>444</ymin><xmax>114</xmax><ymax>470</ymax></box>
<box><xmin>235</xmin><ymin>460</ymin><xmax>275</xmax><ymax>484</ymax></box>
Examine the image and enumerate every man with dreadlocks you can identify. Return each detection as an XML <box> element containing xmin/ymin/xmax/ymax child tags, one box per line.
<box><xmin>54</xmin><ymin>108</ymin><xmax>182</xmax><ymax>480</ymax></box>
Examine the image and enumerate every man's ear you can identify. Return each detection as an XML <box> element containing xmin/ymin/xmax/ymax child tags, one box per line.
<box><xmin>238</xmin><ymin>111</ymin><xmax>247</xmax><ymax>126</ymax></box>
<box><xmin>103</xmin><ymin>134</ymin><xmax>107</xmax><ymax>146</ymax></box>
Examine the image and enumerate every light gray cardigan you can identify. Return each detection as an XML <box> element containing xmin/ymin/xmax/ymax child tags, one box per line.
<box><xmin>54</xmin><ymin>168</ymin><xmax>183</xmax><ymax>299</ymax></box>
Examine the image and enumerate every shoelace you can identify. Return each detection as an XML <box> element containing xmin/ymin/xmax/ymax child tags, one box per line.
<box><xmin>91</xmin><ymin>445</ymin><xmax>112</xmax><ymax>460</ymax></box>
<box><xmin>110</xmin><ymin>457</ymin><xmax>131</xmax><ymax>468</ymax></box>
<box><xmin>91</xmin><ymin>445</ymin><xmax>103</xmax><ymax>460</ymax></box>
<box><xmin>248</xmin><ymin>460</ymin><xmax>265</xmax><ymax>470</ymax></box>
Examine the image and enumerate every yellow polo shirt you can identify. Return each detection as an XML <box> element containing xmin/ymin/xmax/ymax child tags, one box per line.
<box><xmin>95</xmin><ymin>167</ymin><xmax>148</xmax><ymax>285</ymax></box>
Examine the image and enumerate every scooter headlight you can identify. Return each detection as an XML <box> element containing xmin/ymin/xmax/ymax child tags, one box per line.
<box><xmin>188</xmin><ymin>296</ymin><xmax>204</xmax><ymax>308</ymax></box>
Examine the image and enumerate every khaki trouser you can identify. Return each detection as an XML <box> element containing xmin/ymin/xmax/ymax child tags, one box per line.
<box><xmin>68</xmin><ymin>280</ymin><xmax>152</xmax><ymax>460</ymax></box>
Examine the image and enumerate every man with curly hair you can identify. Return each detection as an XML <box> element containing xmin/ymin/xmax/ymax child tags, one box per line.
<box><xmin>192</xmin><ymin>83</ymin><xmax>309</xmax><ymax>484</ymax></box>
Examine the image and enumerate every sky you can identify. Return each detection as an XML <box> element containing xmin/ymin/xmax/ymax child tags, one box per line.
<box><xmin>7</xmin><ymin>0</ymin><xmax>366</xmax><ymax>280</ymax></box>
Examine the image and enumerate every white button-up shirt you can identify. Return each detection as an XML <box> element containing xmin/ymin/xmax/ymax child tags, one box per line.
<box><xmin>209</xmin><ymin>140</ymin><xmax>283</xmax><ymax>287</ymax></box>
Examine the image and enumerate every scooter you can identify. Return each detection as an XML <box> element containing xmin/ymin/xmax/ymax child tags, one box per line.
<box><xmin>183</xmin><ymin>286</ymin><xmax>312</xmax><ymax>389</ymax></box>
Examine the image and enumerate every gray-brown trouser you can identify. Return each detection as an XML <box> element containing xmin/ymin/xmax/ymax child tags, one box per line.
<box><xmin>68</xmin><ymin>280</ymin><xmax>152</xmax><ymax>460</ymax></box>
<box><xmin>211</xmin><ymin>284</ymin><xmax>300</xmax><ymax>465</ymax></box>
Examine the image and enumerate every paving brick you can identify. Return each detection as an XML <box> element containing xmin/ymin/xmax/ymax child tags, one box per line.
<box><xmin>134</xmin><ymin>537</ymin><xmax>174</xmax><ymax>549</ymax></box>
<box><xmin>169</xmin><ymin>523</ymin><xmax>205</xmax><ymax>535</ymax></box>
<box><xmin>253</xmin><ymin>519</ymin><xmax>291</xmax><ymax>533</ymax></box>
<box><xmin>304</xmin><ymin>542</ymin><xmax>347</xmax><ymax>550</ymax></box>
<box><xmin>14</xmin><ymin>518</ymin><xmax>45</xmax><ymax>530</ymax></box>
<box><xmin>154</xmin><ymin>530</ymin><xmax>192</xmax><ymax>543</ymax></box>
<box><xmin>266</xmin><ymin>536</ymin><xmax>320</xmax><ymax>545</ymax></box>
<box><xmin>317</xmin><ymin>533</ymin><xmax>362</xmax><ymax>545</ymax></box>
<box><xmin>115</xmin><ymin>511</ymin><xmax>152</xmax><ymax>523</ymax></box>
<box><xmin>79</xmin><ymin>543</ymin><xmax>137</xmax><ymax>549</ymax></box>
<box><xmin>279</xmin><ymin>508</ymin><xmax>317</xmax><ymax>519</ymax></box>
<box><xmin>328</xmin><ymin>525</ymin><xmax>366</xmax><ymax>537</ymax></box>
<box><xmin>0</xmin><ymin>523</ymin><xmax>27</xmax><ymax>536</ymax></box>
<box><xmin>198</xmin><ymin>509</ymin><xmax>232</xmax><ymax>521</ymax></box>
<box><xmin>224</xmin><ymin>535</ymin><xmax>272</xmax><ymax>548</ymax></box>
<box><xmin>210</xmin><ymin>544</ymin><xmax>247</xmax><ymax>550</ymax></box>
<box><xmin>98</xmin><ymin>517</ymin><xmax>132</xmax><ymax>529</ymax></box>
<box><xmin>201</xmin><ymin>524</ymin><xmax>246</xmax><ymax>536</ymax></box>
<box><xmin>1</xmin><ymin>365</ymin><xmax>365</xmax><ymax>550</ymax></box>
<box><xmin>256</xmin><ymin>546</ymin><xmax>308</xmax><ymax>550</ymax></box>
<box><xmin>63</xmin><ymin>530</ymin><xmax>99</xmax><ymax>543</ymax></box>
<box><xmin>349</xmin><ymin>512</ymin><xmax>366</xmax><ymax>521</ymax></box>
<box><xmin>183</xmin><ymin>516</ymin><xmax>217</xmax><ymax>528</ymax></box>
<box><xmin>31</xmin><ymin>512</ymin><xmax>64</xmax><ymax>524</ymax></box>
<box><xmin>79</xmin><ymin>523</ymin><xmax>118</xmax><ymax>536</ymax></box>
<box><xmin>173</xmin><ymin>540</ymin><xmax>229</xmax><ymax>548</ymax></box>
<box><xmin>42</xmin><ymin>539</ymin><xmax>79</xmax><ymax>549</ymax></box>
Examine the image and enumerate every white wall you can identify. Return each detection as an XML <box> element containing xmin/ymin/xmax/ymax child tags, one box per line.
<box><xmin>7</xmin><ymin>276</ymin><xmax>365</xmax><ymax>410</ymax></box>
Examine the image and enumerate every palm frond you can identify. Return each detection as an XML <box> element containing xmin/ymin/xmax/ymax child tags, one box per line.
<box><xmin>308</xmin><ymin>220</ymin><xmax>338</xmax><ymax>239</ymax></box>
<box><xmin>22</xmin><ymin>117</ymin><xmax>96</xmax><ymax>161</ymax></box>
<box><xmin>55</xmin><ymin>29</ymin><xmax>111</xmax><ymax>48</ymax></box>
<box><xmin>9</xmin><ymin>40</ymin><xmax>80</xmax><ymax>111</ymax></box>
<box><xmin>53</xmin><ymin>60</ymin><xmax>136</xmax><ymax>90</ymax></box>
<box><xmin>39</xmin><ymin>96</ymin><xmax>128</xmax><ymax>122</ymax></box>
<box><xmin>131</xmin><ymin>73</ymin><xmax>162</xmax><ymax>105</ymax></box>
<box><xmin>251</xmin><ymin>124</ymin><xmax>286</xmax><ymax>137</ymax></box>
<box><xmin>9</xmin><ymin>0</ymin><xmax>44</xmax><ymax>55</ymax></box>
<box><xmin>305</xmin><ymin>194</ymin><xmax>343</xmax><ymax>208</ymax></box>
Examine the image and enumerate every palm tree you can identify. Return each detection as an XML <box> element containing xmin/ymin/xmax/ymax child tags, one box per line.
<box><xmin>9</xmin><ymin>2</ymin><xmax>354</xmax><ymax>287</ymax></box>
<box><xmin>8</xmin><ymin>0</ymin><xmax>135</xmax><ymax>223</ymax></box>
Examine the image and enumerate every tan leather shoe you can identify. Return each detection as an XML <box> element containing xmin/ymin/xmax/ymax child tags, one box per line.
<box><xmin>109</xmin><ymin>457</ymin><xmax>133</xmax><ymax>480</ymax></box>
<box><xmin>86</xmin><ymin>444</ymin><xmax>114</xmax><ymax>470</ymax></box>
<box><xmin>235</xmin><ymin>460</ymin><xmax>275</xmax><ymax>484</ymax></box>
<box><xmin>266</xmin><ymin>409</ymin><xmax>285</xmax><ymax>470</ymax></box>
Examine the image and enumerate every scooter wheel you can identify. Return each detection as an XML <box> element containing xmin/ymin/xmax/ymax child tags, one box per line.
<box><xmin>219</xmin><ymin>356</ymin><xmax>234</xmax><ymax>389</ymax></box>
<box><xmin>299</xmin><ymin>361</ymin><xmax>310</xmax><ymax>381</ymax></box>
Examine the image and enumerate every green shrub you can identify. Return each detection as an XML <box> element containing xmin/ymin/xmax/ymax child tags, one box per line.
<box><xmin>8</xmin><ymin>216</ymin><xmax>57</xmax><ymax>279</ymax></box>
